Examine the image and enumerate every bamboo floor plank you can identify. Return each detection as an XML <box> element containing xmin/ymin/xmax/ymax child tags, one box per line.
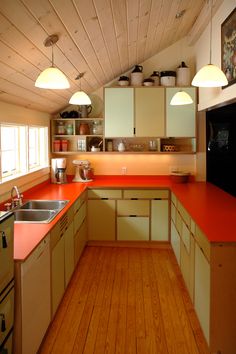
<box><xmin>39</xmin><ymin>246</ymin><xmax>209</xmax><ymax>354</ymax></box>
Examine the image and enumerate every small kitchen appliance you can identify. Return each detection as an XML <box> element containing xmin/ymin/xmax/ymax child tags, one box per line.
<box><xmin>51</xmin><ymin>158</ymin><xmax>67</xmax><ymax>184</ymax></box>
<box><xmin>72</xmin><ymin>160</ymin><xmax>93</xmax><ymax>182</ymax></box>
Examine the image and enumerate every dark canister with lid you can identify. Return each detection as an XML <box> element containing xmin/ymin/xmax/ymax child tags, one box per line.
<box><xmin>160</xmin><ymin>71</ymin><xmax>176</xmax><ymax>86</ymax></box>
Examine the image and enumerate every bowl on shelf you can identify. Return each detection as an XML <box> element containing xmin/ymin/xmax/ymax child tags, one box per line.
<box><xmin>171</xmin><ymin>171</ymin><xmax>190</xmax><ymax>183</ymax></box>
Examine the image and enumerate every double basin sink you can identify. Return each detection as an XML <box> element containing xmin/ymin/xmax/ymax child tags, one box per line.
<box><xmin>14</xmin><ymin>200</ymin><xmax>69</xmax><ymax>223</ymax></box>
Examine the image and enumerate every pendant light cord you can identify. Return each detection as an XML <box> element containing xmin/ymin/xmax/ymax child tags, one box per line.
<box><xmin>209</xmin><ymin>0</ymin><xmax>213</xmax><ymax>64</ymax></box>
<box><xmin>51</xmin><ymin>43</ymin><xmax>54</xmax><ymax>67</ymax></box>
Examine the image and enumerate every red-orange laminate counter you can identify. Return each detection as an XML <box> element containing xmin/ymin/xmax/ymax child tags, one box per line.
<box><xmin>13</xmin><ymin>175</ymin><xmax>236</xmax><ymax>261</ymax></box>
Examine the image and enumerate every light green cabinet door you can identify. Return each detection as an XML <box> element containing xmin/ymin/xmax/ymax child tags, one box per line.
<box><xmin>117</xmin><ymin>216</ymin><xmax>149</xmax><ymax>241</ymax></box>
<box><xmin>151</xmin><ymin>200</ymin><xmax>169</xmax><ymax>241</ymax></box>
<box><xmin>88</xmin><ymin>199</ymin><xmax>116</xmax><ymax>241</ymax></box>
<box><xmin>166</xmin><ymin>87</ymin><xmax>196</xmax><ymax>137</ymax></box>
<box><xmin>194</xmin><ymin>242</ymin><xmax>210</xmax><ymax>345</ymax></box>
<box><xmin>51</xmin><ymin>235</ymin><xmax>65</xmax><ymax>316</ymax></box>
<box><xmin>104</xmin><ymin>87</ymin><xmax>134</xmax><ymax>137</ymax></box>
<box><xmin>135</xmin><ymin>87</ymin><xmax>165</xmax><ymax>137</ymax></box>
<box><xmin>64</xmin><ymin>222</ymin><xmax>74</xmax><ymax>287</ymax></box>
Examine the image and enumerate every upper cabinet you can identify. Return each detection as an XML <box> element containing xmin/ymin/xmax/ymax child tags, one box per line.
<box><xmin>135</xmin><ymin>87</ymin><xmax>165</xmax><ymax>137</ymax></box>
<box><xmin>104</xmin><ymin>87</ymin><xmax>165</xmax><ymax>138</ymax></box>
<box><xmin>166</xmin><ymin>87</ymin><xmax>196</xmax><ymax>137</ymax></box>
<box><xmin>104</xmin><ymin>88</ymin><xmax>134</xmax><ymax>137</ymax></box>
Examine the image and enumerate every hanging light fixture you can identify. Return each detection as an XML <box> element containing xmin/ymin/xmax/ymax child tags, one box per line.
<box><xmin>35</xmin><ymin>35</ymin><xmax>70</xmax><ymax>89</ymax></box>
<box><xmin>69</xmin><ymin>73</ymin><xmax>91</xmax><ymax>105</ymax></box>
<box><xmin>191</xmin><ymin>0</ymin><xmax>228</xmax><ymax>87</ymax></box>
<box><xmin>170</xmin><ymin>90</ymin><xmax>193</xmax><ymax>105</ymax></box>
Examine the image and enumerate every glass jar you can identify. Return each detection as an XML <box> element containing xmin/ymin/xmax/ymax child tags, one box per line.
<box><xmin>57</xmin><ymin>121</ymin><xmax>65</xmax><ymax>135</ymax></box>
<box><xmin>66</xmin><ymin>123</ymin><xmax>73</xmax><ymax>135</ymax></box>
<box><xmin>92</xmin><ymin>121</ymin><xmax>103</xmax><ymax>135</ymax></box>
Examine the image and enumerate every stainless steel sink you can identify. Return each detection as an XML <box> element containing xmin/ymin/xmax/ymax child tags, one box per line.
<box><xmin>14</xmin><ymin>209</ymin><xmax>57</xmax><ymax>223</ymax></box>
<box><xmin>20</xmin><ymin>199</ymin><xmax>69</xmax><ymax>210</ymax></box>
<box><xmin>14</xmin><ymin>199</ymin><xmax>69</xmax><ymax>223</ymax></box>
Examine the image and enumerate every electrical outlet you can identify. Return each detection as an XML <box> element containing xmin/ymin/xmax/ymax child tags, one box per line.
<box><xmin>121</xmin><ymin>166</ymin><xmax>127</xmax><ymax>175</ymax></box>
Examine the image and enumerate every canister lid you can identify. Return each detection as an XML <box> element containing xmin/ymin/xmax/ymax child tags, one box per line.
<box><xmin>160</xmin><ymin>71</ymin><xmax>176</xmax><ymax>77</ymax></box>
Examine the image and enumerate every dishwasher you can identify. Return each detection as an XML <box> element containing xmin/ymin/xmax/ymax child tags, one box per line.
<box><xmin>14</xmin><ymin>234</ymin><xmax>51</xmax><ymax>354</ymax></box>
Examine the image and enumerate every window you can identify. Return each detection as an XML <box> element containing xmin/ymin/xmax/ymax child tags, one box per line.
<box><xmin>0</xmin><ymin>123</ymin><xmax>48</xmax><ymax>182</ymax></box>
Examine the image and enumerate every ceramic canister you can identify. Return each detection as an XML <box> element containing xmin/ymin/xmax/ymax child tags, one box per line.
<box><xmin>130</xmin><ymin>65</ymin><xmax>143</xmax><ymax>86</ymax></box>
<box><xmin>176</xmin><ymin>62</ymin><xmax>190</xmax><ymax>86</ymax></box>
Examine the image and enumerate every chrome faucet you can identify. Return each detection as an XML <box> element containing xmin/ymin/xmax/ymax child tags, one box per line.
<box><xmin>10</xmin><ymin>186</ymin><xmax>23</xmax><ymax>208</ymax></box>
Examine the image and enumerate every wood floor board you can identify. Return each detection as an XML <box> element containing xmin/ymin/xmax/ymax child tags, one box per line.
<box><xmin>39</xmin><ymin>246</ymin><xmax>210</xmax><ymax>354</ymax></box>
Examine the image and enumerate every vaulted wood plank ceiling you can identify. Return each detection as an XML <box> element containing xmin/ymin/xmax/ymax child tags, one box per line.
<box><xmin>0</xmin><ymin>0</ymin><xmax>211</xmax><ymax>114</ymax></box>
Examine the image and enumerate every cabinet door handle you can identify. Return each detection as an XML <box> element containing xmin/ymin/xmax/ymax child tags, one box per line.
<box><xmin>129</xmin><ymin>215</ymin><xmax>137</xmax><ymax>217</ymax></box>
<box><xmin>101</xmin><ymin>198</ymin><xmax>108</xmax><ymax>200</ymax></box>
<box><xmin>0</xmin><ymin>314</ymin><xmax>6</xmax><ymax>332</ymax></box>
<box><xmin>1</xmin><ymin>232</ymin><xmax>7</xmax><ymax>248</ymax></box>
<box><xmin>131</xmin><ymin>198</ymin><xmax>138</xmax><ymax>200</ymax></box>
<box><xmin>154</xmin><ymin>198</ymin><xmax>161</xmax><ymax>200</ymax></box>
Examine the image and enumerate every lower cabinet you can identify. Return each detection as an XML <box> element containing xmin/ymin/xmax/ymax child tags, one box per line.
<box><xmin>74</xmin><ymin>195</ymin><xmax>87</xmax><ymax>265</ymax></box>
<box><xmin>88</xmin><ymin>199</ymin><xmax>116</xmax><ymax>241</ymax></box>
<box><xmin>171</xmin><ymin>192</ymin><xmax>236</xmax><ymax>353</ymax></box>
<box><xmin>151</xmin><ymin>200</ymin><xmax>169</xmax><ymax>241</ymax></box>
<box><xmin>194</xmin><ymin>242</ymin><xmax>210</xmax><ymax>344</ymax></box>
<box><xmin>51</xmin><ymin>207</ymin><xmax>74</xmax><ymax>316</ymax></box>
<box><xmin>14</xmin><ymin>235</ymin><xmax>51</xmax><ymax>354</ymax></box>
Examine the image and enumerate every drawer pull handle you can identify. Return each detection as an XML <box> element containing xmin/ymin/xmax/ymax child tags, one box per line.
<box><xmin>101</xmin><ymin>198</ymin><xmax>108</xmax><ymax>200</ymax></box>
<box><xmin>129</xmin><ymin>215</ymin><xmax>137</xmax><ymax>217</ymax></box>
<box><xmin>131</xmin><ymin>198</ymin><xmax>138</xmax><ymax>200</ymax></box>
<box><xmin>154</xmin><ymin>198</ymin><xmax>161</xmax><ymax>200</ymax></box>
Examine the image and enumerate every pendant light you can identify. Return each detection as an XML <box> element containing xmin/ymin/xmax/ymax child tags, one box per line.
<box><xmin>69</xmin><ymin>73</ymin><xmax>91</xmax><ymax>105</ymax></box>
<box><xmin>35</xmin><ymin>35</ymin><xmax>70</xmax><ymax>89</ymax></box>
<box><xmin>170</xmin><ymin>90</ymin><xmax>193</xmax><ymax>105</ymax></box>
<box><xmin>191</xmin><ymin>0</ymin><xmax>228</xmax><ymax>87</ymax></box>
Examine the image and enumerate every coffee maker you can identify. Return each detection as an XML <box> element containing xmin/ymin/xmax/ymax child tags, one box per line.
<box><xmin>72</xmin><ymin>160</ymin><xmax>93</xmax><ymax>182</ymax></box>
<box><xmin>51</xmin><ymin>158</ymin><xmax>67</xmax><ymax>184</ymax></box>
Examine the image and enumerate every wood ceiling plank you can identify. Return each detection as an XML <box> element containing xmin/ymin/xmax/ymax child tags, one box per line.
<box><xmin>110</xmin><ymin>0</ymin><xmax>129</xmax><ymax>74</ymax></box>
<box><xmin>0</xmin><ymin>78</ymin><xmax>59</xmax><ymax>112</ymax></box>
<box><xmin>19</xmin><ymin>0</ymin><xmax>95</xmax><ymax>92</ymax></box>
<box><xmin>136</xmin><ymin>0</ymin><xmax>152</xmax><ymax>64</ymax></box>
<box><xmin>0</xmin><ymin>92</ymin><xmax>53</xmax><ymax>112</ymax></box>
<box><xmin>73</xmin><ymin>0</ymin><xmax>115</xmax><ymax>81</ymax></box>
<box><xmin>49</xmin><ymin>0</ymin><xmax>106</xmax><ymax>86</ymax></box>
<box><xmin>144</xmin><ymin>0</ymin><xmax>163</xmax><ymax>60</ymax></box>
<box><xmin>127</xmin><ymin>0</ymin><xmax>140</xmax><ymax>67</ymax></box>
<box><xmin>93</xmin><ymin>0</ymin><xmax>122</xmax><ymax>77</ymax></box>
<box><xmin>0</xmin><ymin>60</ymin><xmax>69</xmax><ymax>107</ymax></box>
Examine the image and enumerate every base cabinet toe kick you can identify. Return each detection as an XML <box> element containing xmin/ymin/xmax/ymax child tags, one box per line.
<box><xmin>171</xmin><ymin>192</ymin><xmax>236</xmax><ymax>354</ymax></box>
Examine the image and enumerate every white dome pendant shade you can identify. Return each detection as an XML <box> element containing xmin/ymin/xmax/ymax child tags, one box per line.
<box><xmin>35</xmin><ymin>66</ymin><xmax>70</xmax><ymax>89</ymax></box>
<box><xmin>69</xmin><ymin>91</ymin><xmax>91</xmax><ymax>105</ymax></box>
<box><xmin>170</xmin><ymin>90</ymin><xmax>193</xmax><ymax>105</ymax></box>
<box><xmin>191</xmin><ymin>64</ymin><xmax>228</xmax><ymax>87</ymax></box>
<box><xmin>35</xmin><ymin>34</ymin><xmax>70</xmax><ymax>90</ymax></box>
<box><xmin>191</xmin><ymin>0</ymin><xmax>228</xmax><ymax>88</ymax></box>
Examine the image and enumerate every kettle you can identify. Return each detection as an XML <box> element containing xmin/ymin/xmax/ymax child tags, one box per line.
<box><xmin>79</xmin><ymin>105</ymin><xmax>92</xmax><ymax>118</ymax></box>
<box><xmin>131</xmin><ymin>65</ymin><xmax>143</xmax><ymax>86</ymax></box>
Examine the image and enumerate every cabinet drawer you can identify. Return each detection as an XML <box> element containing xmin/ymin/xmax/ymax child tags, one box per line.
<box><xmin>117</xmin><ymin>200</ymin><xmax>149</xmax><ymax>216</ymax></box>
<box><xmin>51</xmin><ymin>208</ymin><xmax>73</xmax><ymax>248</ymax></box>
<box><xmin>195</xmin><ymin>225</ymin><xmax>210</xmax><ymax>262</ymax></box>
<box><xmin>73</xmin><ymin>191</ymin><xmax>86</xmax><ymax>213</ymax></box>
<box><xmin>123</xmin><ymin>189</ymin><xmax>169</xmax><ymax>199</ymax></box>
<box><xmin>88</xmin><ymin>189</ymin><xmax>122</xmax><ymax>199</ymax></box>
<box><xmin>177</xmin><ymin>201</ymin><xmax>190</xmax><ymax>228</ymax></box>
<box><xmin>74</xmin><ymin>202</ymin><xmax>86</xmax><ymax>234</ymax></box>
<box><xmin>171</xmin><ymin>202</ymin><xmax>176</xmax><ymax>223</ymax></box>
<box><xmin>117</xmin><ymin>217</ymin><xmax>149</xmax><ymax>241</ymax></box>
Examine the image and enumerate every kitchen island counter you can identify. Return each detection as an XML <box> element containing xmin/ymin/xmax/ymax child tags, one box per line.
<box><xmin>13</xmin><ymin>175</ymin><xmax>236</xmax><ymax>260</ymax></box>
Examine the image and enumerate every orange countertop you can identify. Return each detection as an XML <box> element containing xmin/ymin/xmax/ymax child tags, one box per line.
<box><xmin>13</xmin><ymin>175</ymin><xmax>236</xmax><ymax>261</ymax></box>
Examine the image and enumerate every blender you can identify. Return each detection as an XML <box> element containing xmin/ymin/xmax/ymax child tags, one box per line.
<box><xmin>72</xmin><ymin>160</ymin><xmax>93</xmax><ymax>182</ymax></box>
<box><xmin>51</xmin><ymin>158</ymin><xmax>67</xmax><ymax>184</ymax></box>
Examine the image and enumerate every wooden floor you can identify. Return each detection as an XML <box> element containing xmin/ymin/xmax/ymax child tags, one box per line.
<box><xmin>39</xmin><ymin>246</ymin><xmax>209</xmax><ymax>354</ymax></box>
